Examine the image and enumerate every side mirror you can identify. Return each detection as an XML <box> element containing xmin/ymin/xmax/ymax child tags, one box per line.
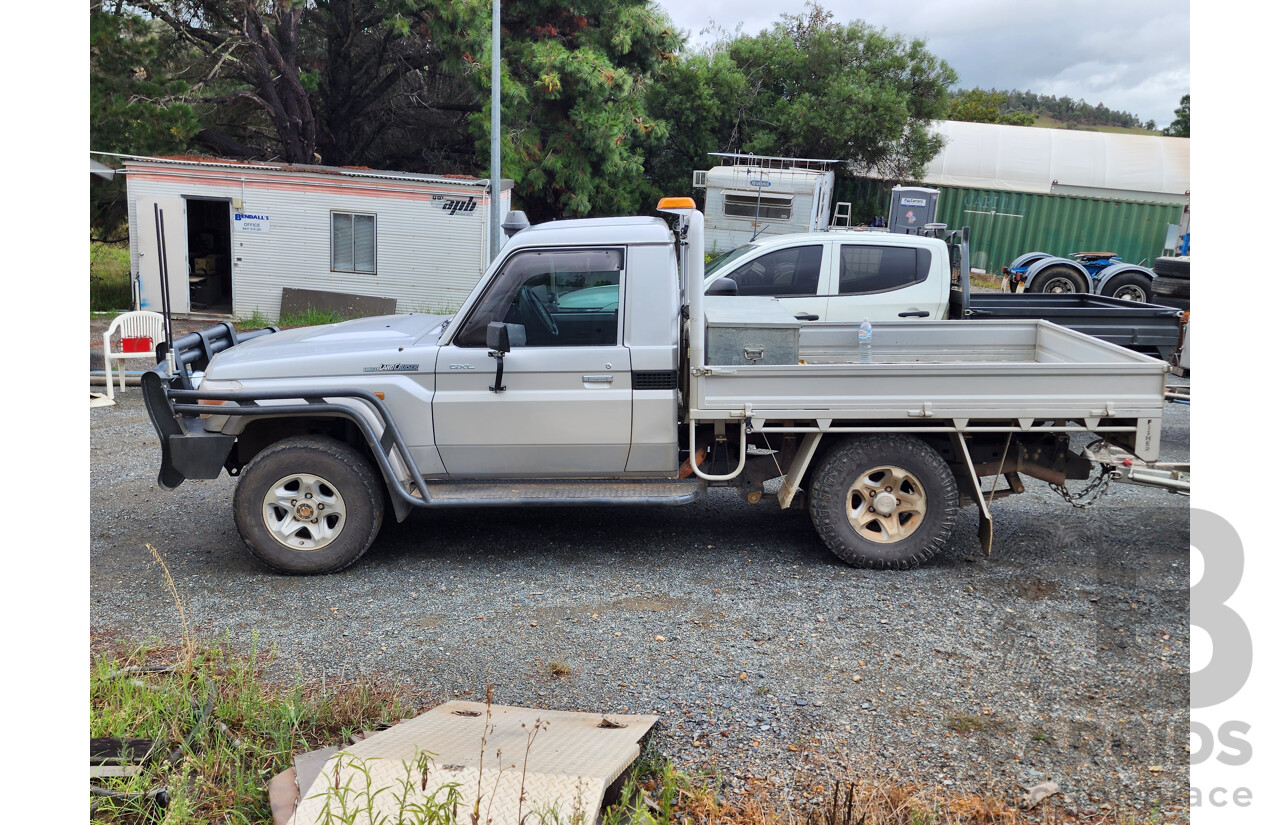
<box><xmin>706</xmin><ymin>278</ymin><xmax>739</xmax><ymax>296</ymax></box>
<box><xmin>486</xmin><ymin>321</ymin><xmax>511</xmax><ymax>353</ymax></box>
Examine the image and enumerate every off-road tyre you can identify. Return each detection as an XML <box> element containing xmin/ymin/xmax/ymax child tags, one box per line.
<box><xmin>1030</xmin><ymin>265</ymin><xmax>1088</xmax><ymax>295</ymax></box>
<box><xmin>1101</xmin><ymin>272</ymin><xmax>1152</xmax><ymax>303</ymax></box>
<box><xmin>808</xmin><ymin>435</ymin><xmax>958</xmax><ymax>569</ymax></box>
<box><xmin>233</xmin><ymin>436</ymin><xmax>385</xmax><ymax>574</ymax></box>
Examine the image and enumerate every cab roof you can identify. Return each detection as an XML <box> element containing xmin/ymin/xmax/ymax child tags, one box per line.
<box><xmin>509</xmin><ymin>216</ymin><xmax>674</xmax><ymax>248</ymax></box>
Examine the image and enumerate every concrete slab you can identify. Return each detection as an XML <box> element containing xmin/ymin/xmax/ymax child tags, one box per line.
<box><xmin>290</xmin><ymin>701</ymin><xmax>658</xmax><ymax>824</ymax></box>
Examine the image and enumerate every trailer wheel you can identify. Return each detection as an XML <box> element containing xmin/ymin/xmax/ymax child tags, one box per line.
<box><xmin>233</xmin><ymin>436</ymin><xmax>385</xmax><ymax>574</ymax></box>
<box><xmin>1031</xmin><ymin>266</ymin><xmax>1088</xmax><ymax>295</ymax></box>
<box><xmin>808</xmin><ymin>435</ymin><xmax>958</xmax><ymax>569</ymax></box>
<box><xmin>1101</xmin><ymin>273</ymin><xmax>1151</xmax><ymax>303</ymax></box>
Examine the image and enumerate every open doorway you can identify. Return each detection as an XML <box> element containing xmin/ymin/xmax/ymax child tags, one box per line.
<box><xmin>185</xmin><ymin>198</ymin><xmax>233</xmax><ymax>314</ymax></box>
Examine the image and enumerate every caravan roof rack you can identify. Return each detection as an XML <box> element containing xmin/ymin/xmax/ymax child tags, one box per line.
<box><xmin>707</xmin><ymin>152</ymin><xmax>841</xmax><ymax>172</ymax></box>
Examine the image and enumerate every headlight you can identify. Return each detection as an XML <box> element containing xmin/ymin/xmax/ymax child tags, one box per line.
<box><xmin>197</xmin><ymin>379</ymin><xmax>242</xmax><ymax>417</ymax></box>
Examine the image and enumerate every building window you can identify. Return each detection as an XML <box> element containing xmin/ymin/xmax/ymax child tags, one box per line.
<box><xmin>723</xmin><ymin>192</ymin><xmax>793</xmax><ymax>221</ymax></box>
<box><xmin>332</xmin><ymin>212</ymin><xmax>376</xmax><ymax>273</ymax></box>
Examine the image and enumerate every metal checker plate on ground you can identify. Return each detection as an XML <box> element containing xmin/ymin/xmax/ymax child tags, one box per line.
<box><xmin>290</xmin><ymin>701</ymin><xmax>658</xmax><ymax>824</ymax></box>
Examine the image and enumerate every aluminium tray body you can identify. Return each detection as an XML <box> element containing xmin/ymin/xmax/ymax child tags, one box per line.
<box><xmin>693</xmin><ymin>319</ymin><xmax>1168</xmax><ymax>459</ymax></box>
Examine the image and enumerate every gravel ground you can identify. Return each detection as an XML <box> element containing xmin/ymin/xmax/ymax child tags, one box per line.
<box><xmin>90</xmin><ymin>366</ymin><xmax>1190</xmax><ymax>819</ymax></box>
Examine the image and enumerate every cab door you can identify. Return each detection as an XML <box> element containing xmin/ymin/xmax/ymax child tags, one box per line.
<box><xmin>432</xmin><ymin>247</ymin><xmax>632</xmax><ymax>478</ymax></box>
<box><xmin>823</xmin><ymin>242</ymin><xmax>942</xmax><ymax>322</ymax></box>
<box><xmin>711</xmin><ymin>241</ymin><xmax>829</xmax><ymax>321</ymax></box>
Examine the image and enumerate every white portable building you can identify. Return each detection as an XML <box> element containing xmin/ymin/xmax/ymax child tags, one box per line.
<box><xmin>697</xmin><ymin>154</ymin><xmax>837</xmax><ymax>254</ymax></box>
<box><xmin>122</xmin><ymin>156</ymin><xmax>511</xmax><ymax>320</ymax></box>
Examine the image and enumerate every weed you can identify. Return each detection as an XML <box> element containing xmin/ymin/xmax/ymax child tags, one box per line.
<box><xmin>234</xmin><ymin>310</ymin><xmax>272</xmax><ymax>330</ymax></box>
<box><xmin>279</xmin><ymin>306</ymin><xmax>352</xmax><ymax>327</ymax></box>
<box><xmin>945</xmin><ymin>715</ymin><xmax>988</xmax><ymax>734</ymax></box>
<box><xmin>411</xmin><ymin>302</ymin><xmax>463</xmax><ymax>316</ymax></box>
<box><xmin>90</xmin><ymin>638</ymin><xmax>410</xmax><ymax>823</ymax></box>
<box><xmin>549</xmin><ymin>660</ymin><xmax>572</xmax><ymax>678</ymax></box>
<box><xmin>969</xmin><ymin>272</ymin><xmax>1006</xmax><ymax>290</ymax></box>
<box><xmin>146</xmin><ymin>543</ymin><xmax>193</xmax><ymax>671</ymax></box>
<box><xmin>311</xmin><ymin>750</ymin><xmax>463</xmax><ymax>825</ymax></box>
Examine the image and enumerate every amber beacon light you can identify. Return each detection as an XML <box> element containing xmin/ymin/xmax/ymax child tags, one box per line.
<box><xmin>656</xmin><ymin>197</ymin><xmax>696</xmax><ymax>211</ymax></box>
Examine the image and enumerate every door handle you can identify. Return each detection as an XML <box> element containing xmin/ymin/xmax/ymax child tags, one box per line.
<box><xmin>582</xmin><ymin>374</ymin><xmax>614</xmax><ymax>383</ymax></box>
<box><xmin>898</xmin><ymin>310</ymin><xmax>929</xmax><ymax>318</ymax></box>
<box><xmin>794</xmin><ymin>314</ymin><xmax>819</xmax><ymax>321</ymax></box>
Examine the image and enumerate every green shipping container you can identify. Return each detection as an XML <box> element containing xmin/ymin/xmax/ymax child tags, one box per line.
<box><xmin>832</xmin><ymin>178</ymin><xmax>1184</xmax><ymax>274</ymax></box>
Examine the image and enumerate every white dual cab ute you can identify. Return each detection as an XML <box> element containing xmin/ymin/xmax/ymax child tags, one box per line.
<box><xmin>702</xmin><ymin>227</ymin><xmax>1185</xmax><ymax>362</ymax></box>
<box><xmin>143</xmin><ymin>198</ymin><xmax>1170</xmax><ymax>574</ymax></box>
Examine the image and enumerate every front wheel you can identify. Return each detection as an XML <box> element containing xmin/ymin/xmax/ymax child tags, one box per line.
<box><xmin>233</xmin><ymin>436</ymin><xmax>385</xmax><ymax>574</ymax></box>
<box><xmin>1101</xmin><ymin>273</ymin><xmax>1152</xmax><ymax>303</ymax></box>
<box><xmin>808</xmin><ymin>435</ymin><xmax>958</xmax><ymax>569</ymax></box>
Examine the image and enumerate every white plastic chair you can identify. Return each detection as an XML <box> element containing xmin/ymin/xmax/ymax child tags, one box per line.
<box><xmin>102</xmin><ymin>311</ymin><xmax>166</xmax><ymax>401</ymax></box>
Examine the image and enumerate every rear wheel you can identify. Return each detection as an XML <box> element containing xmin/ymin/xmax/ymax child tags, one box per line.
<box><xmin>1101</xmin><ymin>273</ymin><xmax>1152</xmax><ymax>302</ymax></box>
<box><xmin>1031</xmin><ymin>266</ymin><xmax>1088</xmax><ymax>294</ymax></box>
<box><xmin>808</xmin><ymin>435</ymin><xmax>958</xmax><ymax>569</ymax></box>
<box><xmin>233</xmin><ymin>436</ymin><xmax>385</xmax><ymax>574</ymax></box>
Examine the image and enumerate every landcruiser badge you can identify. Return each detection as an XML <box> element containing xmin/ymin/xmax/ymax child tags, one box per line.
<box><xmin>363</xmin><ymin>363</ymin><xmax>419</xmax><ymax>372</ymax></box>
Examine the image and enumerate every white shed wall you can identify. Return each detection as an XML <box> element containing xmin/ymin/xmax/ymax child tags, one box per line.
<box><xmin>126</xmin><ymin>162</ymin><xmax>508</xmax><ymax>320</ymax></box>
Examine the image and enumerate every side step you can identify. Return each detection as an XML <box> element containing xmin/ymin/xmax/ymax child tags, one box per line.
<box><xmin>410</xmin><ymin>478</ymin><xmax>705</xmax><ymax>507</ymax></box>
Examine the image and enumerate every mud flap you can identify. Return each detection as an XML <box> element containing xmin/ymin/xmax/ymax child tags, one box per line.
<box><xmin>950</xmin><ymin>432</ymin><xmax>994</xmax><ymax>556</ymax></box>
<box><xmin>978</xmin><ymin>508</ymin><xmax>993</xmax><ymax>556</ymax></box>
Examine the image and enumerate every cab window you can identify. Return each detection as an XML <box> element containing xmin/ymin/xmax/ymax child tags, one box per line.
<box><xmin>454</xmin><ymin>248</ymin><xmax>624</xmax><ymax>347</ymax></box>
<box><xmin>722</xmin><ymin>245</ymin><xmax>823</xmax><ymax>297</ymax></box>
<box><xmin>838</xmin><ymin>245</ymin><xmax>931</xmax><ymax>295</ymax></box>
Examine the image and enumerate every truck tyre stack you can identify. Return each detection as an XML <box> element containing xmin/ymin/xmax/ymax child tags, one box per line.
<box><xmin>1150</xmin><ymin>257</ymin><xmax>1190</xmax><ymax>312</ymax></box>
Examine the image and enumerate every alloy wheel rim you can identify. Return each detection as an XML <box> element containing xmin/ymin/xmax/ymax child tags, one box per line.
<box><xmin>261</xmin><ymin>472</ymin><xmax>347</xmax><ymax>551</ymax></box>
<box><xmin>846</xmin><ymin>465</ymin><xmax>927</xmax><ymax>543</ymax></box>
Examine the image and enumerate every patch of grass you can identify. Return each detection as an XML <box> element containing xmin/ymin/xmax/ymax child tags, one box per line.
<box><xmin>945</xmin><ymin>714</ymin><xmax>989</xmax><ymax>734</ymax></box>
<box><xmin>91</xmin><ymin>241</ymin><xmax>133</xmax><ymax>312</ymax></box>
<box><xmin>606</xmin><ymin>755</ymin><xmax>773</xmax><ymax>825</ymax></box>
<box><xmin>969</xmin><ymin>272</ymin><xmax>1004</xmax><ymax>290</ymax></box>
<box><xmin>234</xmin><ymin>310</ymin><xmax>272</xmax><ymax>330</ymax></box>
<box><xmin>90</xmin><ymin>638</ymin><xmax>412</xmax><ymax>823</ymax></box>
<box><xmin>410</xmin><ymin>302</ymin><xmax>463</xmax><ymax>316</ymax></box>
<box><xmin>233</xmin><ymin>307</ymin><xmax>352</xmax><ymax>330</ymax></box>
<box><xmin>278</xmin><ymin>306</ymin><xmax>352</xmax><ymax>327</ymax></box>
<box><xmin>549</xmin><ymin>660</ymin><xmax>572</xmax><ymax>678</ymax></box>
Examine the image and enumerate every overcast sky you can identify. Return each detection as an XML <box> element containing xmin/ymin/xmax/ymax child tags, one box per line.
<box><xmin>656</xmin><ymin>0</ymin><xmax>1190</xmax><ymax>128</ymax></box>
